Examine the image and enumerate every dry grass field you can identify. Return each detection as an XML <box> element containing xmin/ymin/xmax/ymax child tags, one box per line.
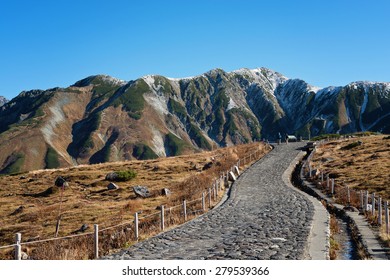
<box><xmin>0</xmin><ymin>142</ymin><xmax>270</xmax><ymax>259</ymax></box>
<box><xmin>311</xmin><ymin>134</ymin><xmax>390</xmax><ymax>200</ymax></box>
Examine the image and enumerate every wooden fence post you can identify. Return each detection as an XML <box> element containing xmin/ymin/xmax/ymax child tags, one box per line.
<box><xmin>208</xmin><ymin>188</ymin><xmax>212</xmax><ymax>208</ymax></box>
<box><xmin>160</xmin><ymin>205</ymin><xmax>165</xmax><ymax>231</ymax></box>
<box><xmin>309</xmin><ymin>164</ymin><xmax>312</xmax><ymax>178</ymax></box>
<box><xmin>331</xmin><ymin>179</ymin><xmax>335</xmax><ymax>195</ymax></box>
<box><xmin>378</xmin><ymin>197</ymin><xmax>382</xmax><ymax>225</ymax></box>
<box><xmin>213</xmin><ymin>184</ymin><xmax>217</xmax><ymax>201</ymax></box>
<box><xmin>94</xmin><ymin>224</ymin><xmax>99</xmax><ymax>259</ymax></box>
<box><xmin>372</xmin><ymin>193</ymin><xmax>376</xmax><ymax>216</ymax></box>
<box><xmin>15</xmin><ymin>233</ymin><xmax>21</xmax><ymax>260</ymax></box>
<box><xmin>385</xmin><ymin>201</ymin><xmax>389</xmax><ymax>235</ymax></box>
<box><xmin>327</xmin><ymin>175</ymin><xmax>330</xmax><ymax>190</ymax></box>
<box><xmin>183</xmin><ymin>200</ymin><xmax>187</xmax><ymax>221</ymax></box>
<box><xmin>321</xmin><ymin>171</ymin><xmax>324</xmax><ymax>182</ymax></box>
<box><xmin>134</xmin><ymin>212</ymin><xmax>139</xmax><ymax>241</ymax></box>
<box><xmin>365</xmin><ymin>191</ymin><xmax>369</xmax><ymax>213</ymax></box>
<box><xmin>202</xmin><ymin>192</ymin><xmax>205</xmax><ymax>212</ymax></box>
<box><xmin>360</xmin><ymin>191</ymin><xmax>364</xmax><ymax>211</ymax></box>
<box><xmin>347</xmin><ymin>187</ymin><xmax>350</xmax><ymax>204</ymax></box>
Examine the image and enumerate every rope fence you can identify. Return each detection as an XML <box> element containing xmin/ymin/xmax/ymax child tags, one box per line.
<box><xmin>0</xmin><ymin>144</ymin><xmax>268</xmax><ymax>260</ymax></box>
<box><xmin>303</xmin><ymin>140</ymin><xmax>390</xmax><ymax>239</ymax></box>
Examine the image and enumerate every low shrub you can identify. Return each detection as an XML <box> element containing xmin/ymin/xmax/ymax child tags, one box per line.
<box><xmin>116</xmin><ymin>170</ymin><xmax>137</xmax><ymax>181</ymax></box>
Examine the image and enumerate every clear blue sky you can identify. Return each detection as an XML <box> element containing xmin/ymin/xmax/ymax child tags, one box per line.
<box><xmin>1</xmin><ymin>0</ymin><xmax>389</xmax><ymax>100</ymax></box>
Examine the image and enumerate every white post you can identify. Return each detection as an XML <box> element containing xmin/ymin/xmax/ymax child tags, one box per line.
<box><xmin>347</xmin><ymin>187</ymin><xmax>351</xmax><ymax>204</ymax></box>
<box><xmin>213</xmin><ymin>184</ymin><xmax>217</xmax><ymax>201</ymax></box>
<box><xmin>15</xmin><ymin>233</ymin><xmax>21</xmax><ymax>260</ymax></box>
<box><xmin>160</xmin><ymin>205</ymin><xmax>165</xmax><ymax>231</ymax></box>
<box><xmin>365</xmin><ymin>191</ymin><xmax>369</xmax><ymax>213</ymax></box>
<box><xmin>378</xmin><ymin>197</ymin><xmax>382</xmax><ymax>225</ymax></box>
<box><xmin>183</xmin><ymin>200</ymin><xmax>187</xmax><ymax>221</ymax></box>
<box><xmin>385</xmin><ymin>201</ymin><xmax>389</xmax><ymax>235</ymax></box>
<box><xmin>94</xmin><ymin>224</ymin><xmax>99</xmax><ymax>259</ymax></box>
<box><xmin>372</xmin><ymin>193</ymin><xmax>376</xmax><ymax>216</ymax></box>
<box><xmin>134</xmin><ymin>212</ymin><xmax>139</xmax><ymax>241</ymax></box>
<box><xmin>202</xmin><ymin>192</ymin><xmax>205</xmax><ymax>212</ymax></box>
<box><xmin>208</xmin><ymin>188</ymin><xmax>212</xmax><ymax>208</ymax></box>
<box><xmin>327</xmin><ymin>175</ymin><xmax>330</xmax><ymax>190</ymax></box>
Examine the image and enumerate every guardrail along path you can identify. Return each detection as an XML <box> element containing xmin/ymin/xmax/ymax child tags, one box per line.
<box><xmin>104</xmin><ymin>143</ymin><xmax>314</xmax><ymax>260</ymax></box>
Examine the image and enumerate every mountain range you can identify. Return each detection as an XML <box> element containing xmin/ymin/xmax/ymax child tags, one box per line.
<box><xmin>0</xmin><ymin>67</ymin><xmax>389</xmax><ymax>174</ymax></box>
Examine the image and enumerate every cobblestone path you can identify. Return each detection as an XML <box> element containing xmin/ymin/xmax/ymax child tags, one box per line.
<box><xmin>103</xmin><ymin>143</ymin><xmax>315</xmax><ymax>260</ymax></box>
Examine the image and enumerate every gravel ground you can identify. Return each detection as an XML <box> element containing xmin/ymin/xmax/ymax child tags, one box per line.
<box><xmin>103</xmin><ymin>142</ymin><xmax>314</xmax><ymax>260</ymax></box>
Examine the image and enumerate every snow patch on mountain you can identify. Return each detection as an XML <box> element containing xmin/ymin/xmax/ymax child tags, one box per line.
<box><xmin>41</xmin><ymin>98</ymin><xmax>68</xmax><ymax>146</ymax></box>
<box><xmin>150</xmin><ymin>126</ymin><xmax>166</xmax><ymax>157</ymax></box>
<box><xmin>99</xmin><ymin>75</ymin><xmax>127</xmax><ymax>86</ymax></box>
<box><xmin>226</xmin><ymin>97</ymin><xmax>238</xmax><ymax>111</ymax></box>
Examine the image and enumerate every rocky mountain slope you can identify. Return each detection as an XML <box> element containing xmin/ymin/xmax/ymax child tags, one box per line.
<box><xmin>0</xmin><ymin>96</ymin><xmax>8</xmax><ymax>107</ymax></box>
<box><xmin>0</xmin><ymin>68</ymin><xmax>389</xmax><ymax>174</ymax></box>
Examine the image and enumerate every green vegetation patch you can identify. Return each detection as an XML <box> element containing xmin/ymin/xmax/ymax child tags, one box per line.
<box><xmin>0</xmin><ymin>153</ymin><xmax>25</xmax><ymax>175</ymax></box>
<box><xmin>188</xmin><ymin>123</ymin><xmax>212</xmax><ymax>150</ymax></box>
<box><xmin>311</xmin><ymin>134</ymin><xmax>342</xmax><ymax>141</ymax></box>
<box><xmin>132</xmin><ymin>143</ymin><xmax>158</xmax><ymax>160</ymax></box>
<box><xmin>164</xmin><ymin>133</ymin><xmax>190</xmax><ymax>156</ymax></box>
<box><xmin>168</xmin><ymin>98</ymin><xmax>187</xmax><ymax>120</ymax></box>
<box><xmin>45</xmin><ymin>146</ymin><xmax>60</xmax><ymax>169</ymax></box>
<box><xmin>112</xmin><ymin>79</ymin><xmax>148</xmax><ymax>120</ymax></box>
<box><xmin>116</xmin><ymin>170</ymin><xmax>137</xmax><ymax>181</ymax></box>
<box><xmin>341</xmin><ymin>141</ymin><xmax>362</xmax><ymax>150</ymax></box>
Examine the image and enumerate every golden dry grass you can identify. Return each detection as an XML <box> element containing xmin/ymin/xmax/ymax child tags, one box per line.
<box><xmin>310</xmin><ymin>134</ymin><xmax>390</xmax><ymax>200</ymax></box>
<box><xmin>0</xmin><ymin>142</ymin><xmax>271</xmax><ymax>259</ymax></box>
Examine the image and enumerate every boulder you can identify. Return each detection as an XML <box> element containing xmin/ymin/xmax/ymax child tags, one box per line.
<box><xmin>55</xmin><ymin>176</ymin><xmax>68</xmax><ymax>188</ymax></box>
<box><xmin>234</xmin><ymin>166</ymin><xmax>240</xmax><ymax>176</ymax></box>
<box><xmin>133</xmin><ymin>186</ymin><xmax>151</xmax><ymax>198</ymax></box>
<box><xmin>107</xmin><ymin>182</ymin><xmax>119</xmax><ymax>190</ymax></box>
<box><xmin>228</xmin><ymin>171</ymin><xmax>236</xmax><ymax>182</ymax></box>
<box><xmin>10</xmin><ymin>206</ymin><xmax>24</xmax><ymax>216</ymax></box>
<box><xmin>105</xmin><ymin>172</ymin><xmax>119</xmax><ymax>181</ymax></box>
<box><xmin>21</xmin><ymin>252</ymin><xmax>29</xmax><ymax>260</ymax></box>
<box><xmin>161</xmin><ymin>188</ymin><xmax>171</xmax><ymax>196</ymax></box>
<box><xmin>308</xmin><ymin>169</ymin><xmax>320</xmax><ymax>177</ymax></box>
<box><xmin>343</xmin><ymin>206</ymin><xmax>359</xmax><ymax>212</ymax></box>
<box><xmin>79</xmin><ymin>224</ymin><xmax>89</xmax><ymax>232</ymax></box>
<box><xmin>202</xmin><ymin>162</ymin><xmax>213</xmax><ymax>171</ymax></box>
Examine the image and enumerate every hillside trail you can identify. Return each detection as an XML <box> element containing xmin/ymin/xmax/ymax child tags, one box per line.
<box><xmin>103</xmin><ymin>142</ymin><xmax>328</xmax><ymax>260</ymax></box>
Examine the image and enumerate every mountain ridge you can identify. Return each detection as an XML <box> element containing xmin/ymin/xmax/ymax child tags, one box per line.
<box><xmin>0</xmin><ymin>67</ymin><xmax>389</xmax><ymax>174</ymax></box>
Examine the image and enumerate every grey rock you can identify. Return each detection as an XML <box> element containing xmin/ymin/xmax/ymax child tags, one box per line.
<box><xmin>10</xmin><ymin>206</ymin><xmax>24</xmax><ymax>216</ymax></box>
<box><xmin>107</xmin><ymin>182</ymin><xmax>119</xmax><ymax>190</ymax></box>
<box><xmin>133</xmin><ymin>185</ymin><xmax>150</xmax><ymax>198</ymax></box>
<box><xmin>228</xmin><ymin>171</ymin><xmax>236</xmax><ymax>182</ymax></box>
<box><xmin>202</xmin><ymin>162</ymin><xmax>214</xmax><ymax>171</ymax></box>
<box><xmin>105</xmin><ymin>172</ymin><xmax>119</xmax><ymax>181</ymax></box>
<box><xmin>55</xmin><ymin>176</ymin><xmax>68</xmax><ymax>188</ymax></box>
<box><xmin>161</xmin><ymin>188</ymin><xmax>171</xmax><ymax>196</ymax></box>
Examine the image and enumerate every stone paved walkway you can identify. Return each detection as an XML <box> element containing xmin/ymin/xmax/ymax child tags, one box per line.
<box><xmin>103</xmin><ymin>143</ymin><xmax>315</xmax><ymax>260</ymax></box>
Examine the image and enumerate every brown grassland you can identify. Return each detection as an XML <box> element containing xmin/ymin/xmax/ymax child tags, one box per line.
<box><xmin>311</xmin><ymin>134</ymin><xmax>390</xmax><ymax>200</ymax></box>
<box><xmin>310</xmin><ymin>134</ymin><xmax>390</xmax><ymax>248</ymax></box>
<box><xmin>0</xmin><ymin>142</ymin><xmax>270</xmax><ymax>259</ymax></box>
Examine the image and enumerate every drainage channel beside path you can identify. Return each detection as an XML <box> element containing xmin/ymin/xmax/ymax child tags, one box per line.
<box><xmin>103</xmin><ymin>143</ymin><xmax>327</xmax><ymax>260</ymax></box>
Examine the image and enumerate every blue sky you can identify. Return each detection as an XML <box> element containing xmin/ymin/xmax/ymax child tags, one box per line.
<box><xmin>1</xmin><ymin>0</ymin><xmax>389</xmax><ymax>100</ymax></box>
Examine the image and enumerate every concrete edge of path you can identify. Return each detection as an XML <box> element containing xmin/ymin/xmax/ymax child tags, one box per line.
<box><xmin>300</xmin><ymin>176</ymin><xmax>389</xmax><ymax>260</ymax></box>
<box><xmin>281</xmin><ymin>151</ymin><xmax>330</xmax><ymax>260</ymax></box>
